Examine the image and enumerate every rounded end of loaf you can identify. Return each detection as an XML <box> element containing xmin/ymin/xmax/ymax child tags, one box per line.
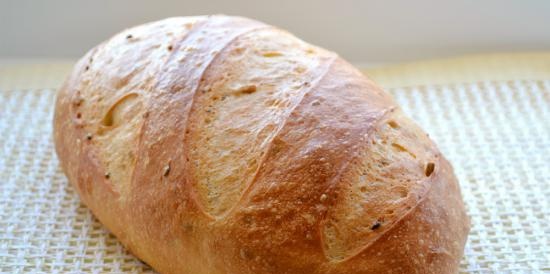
<box><xmin>53</xmin><ymin>15</ymin><xmax>469</xmax><ymax>274</ymax></box>
<box><xmin>328</xmin><ymin>156</ymin><xmax>470</xmax><ymax>274</ymax></box>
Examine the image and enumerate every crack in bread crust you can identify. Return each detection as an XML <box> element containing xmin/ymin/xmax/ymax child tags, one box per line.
<box><xmin>181</xmin><ymin>25</ymin><xmax>285</xmax><ymax>218</ymax></box>
<box><xmin>221</xmin><ymin>54</ymin><xmax>338</xmax><ymax>219</ymax></box>
<box><xmin>186</xmin><ymin>37</ymin><xmax>338</xmax><ymax>217</ymax></box>
<box><xmin>320</xmin><ymin>110</ymin><xmax>438</xmax><ymax>262</ymax></box>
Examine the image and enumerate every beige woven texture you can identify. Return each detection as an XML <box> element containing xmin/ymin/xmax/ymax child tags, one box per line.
<box><xmin>1</xmin><ymin>54</ymin><xmax>549</xmax><ymax>273</ymax></box>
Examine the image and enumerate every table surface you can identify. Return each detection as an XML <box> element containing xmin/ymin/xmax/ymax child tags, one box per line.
<box><xmin>1</xmin><ymin>52</ymin><xmax>549</xmax><ymax>273</ymax></box>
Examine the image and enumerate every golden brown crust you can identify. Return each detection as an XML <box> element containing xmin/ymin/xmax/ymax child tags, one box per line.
<box><xmin>54</xmin><ymin>15</ymin><xmax>469</xmax><ymax>274</ymax></box>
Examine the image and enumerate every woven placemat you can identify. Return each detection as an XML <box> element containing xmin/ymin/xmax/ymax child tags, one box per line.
<box><xmin>1</xmin><ymin>52</ymin><xmax>550</xmax><ymax>273</ymax></box>
<box><xmin>1</xmin><ymin>81</ymin><xmax>548</xmax><ymax>273</ymax></box>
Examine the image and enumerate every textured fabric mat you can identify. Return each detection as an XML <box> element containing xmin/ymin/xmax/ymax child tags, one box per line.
<box><xmin>1</xmin><ymin>80</ymin><xmax>549</xmax><ymax>273</ymax></box>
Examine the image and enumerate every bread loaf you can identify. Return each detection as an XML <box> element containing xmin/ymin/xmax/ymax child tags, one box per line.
<box><xmin>53</xmin><ymin>15</ymin><xmax>469</xmax><ymax>274</ymax></box>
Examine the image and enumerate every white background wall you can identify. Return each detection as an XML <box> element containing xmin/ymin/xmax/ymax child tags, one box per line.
<box><xmin>1</xmin><ymin>0</ymin><xmax>549</xmax><ymax>64</ymax></box>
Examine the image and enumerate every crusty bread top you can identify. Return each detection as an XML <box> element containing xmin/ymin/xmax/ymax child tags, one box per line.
<box><xmin>54</xmin><ymin>15</ymin><xmax>469</xmax><ymax>274</ymax></box>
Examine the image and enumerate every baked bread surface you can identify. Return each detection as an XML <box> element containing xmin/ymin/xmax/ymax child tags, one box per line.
<box><xmin>54</xmin><ymin>15</ymin><xmax>470</xmax><ymax>274</ymax></box>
